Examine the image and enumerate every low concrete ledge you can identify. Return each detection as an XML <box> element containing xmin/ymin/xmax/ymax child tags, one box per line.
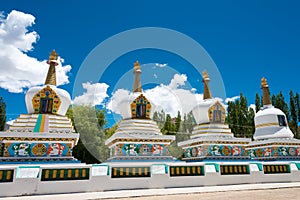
<box><xmin>1</xmin><ymin>161</ymin><xmax>300</xmax><ymax>197</ymax></box>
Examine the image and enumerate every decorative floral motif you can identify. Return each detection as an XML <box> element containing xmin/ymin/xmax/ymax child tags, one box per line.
<box><xmin>288</xmin><ymin>147</ymin><xmax>296</xmax><ymax>156</ymax></box>
<box><xmin>256</xmin><ymin>149</ymin><xmax>263</xmax><ymax>157</ymax></box>
<box><xmin>222</xmin><ymin>146</ymin><xmax>231</xmax><ymax>156</ymax></box>
<box><xmin>31</xmin><ymin>143</ymin><xmax>47</xmax><ymax>156</ymax></box>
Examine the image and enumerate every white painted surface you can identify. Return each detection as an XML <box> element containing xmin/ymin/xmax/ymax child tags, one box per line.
<box><xmin>25</xmin><ymin>85</ymin><xmax>71</xmax><ymax>116</ymax></box>
<box><xmin>0</xmin><ymin>161</ymin><xmax>300</xmax><ymax>197</ymax></box>
<box><xmin>254</xmin><ymin>105</ymin><xmax>294</xmax><ymax>140</ymax></box>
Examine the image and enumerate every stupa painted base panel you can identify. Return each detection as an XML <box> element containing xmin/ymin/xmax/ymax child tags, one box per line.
<box><xmin>106</xmin><ymin>119</ymin><xmax>175</xmax><ymax>162</ymax></box>
<box><xmin>179</xmin><ymin>124</ymin><xmax>251</xmax><ymax>161</ymax></box>
<box><xmin>246</xmin><ymin>138</ymin><xmax>300</xmax><ymax>161</ymax></box>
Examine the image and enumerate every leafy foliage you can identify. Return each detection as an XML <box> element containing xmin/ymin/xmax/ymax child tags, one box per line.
<box><xmin>227</xmin><ymin>93</ymin><xmax>255</xmax><ymax>138</ymax></box>
<box><xmin>0</xmin><ymin>97</ymin><xmax>6</xmax><ymax>131</ymax></box>
<box><xmin>66</xmin><ymin>105</ymin><xmax>110</xmax><ymax>164</ymax></box>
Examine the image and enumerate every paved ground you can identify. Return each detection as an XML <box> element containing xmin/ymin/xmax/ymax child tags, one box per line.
<box><xmin>2</xmin><ymin>183</ymin><xmax>300</xmax><ymax>200</ymax></box>
<box><xmin>103</xmin><ymin>187</ymin><xmax>300</xmax><ymax>200</ymax></box>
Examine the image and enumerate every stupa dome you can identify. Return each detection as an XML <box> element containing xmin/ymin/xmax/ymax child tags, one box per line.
<box><xmin>25</xmin><ymin>85</ymin><xmax>71</xmax><ymax>116</ymax></box>
<box><xmin>118</xmin><ymin>61</ymin><xmax>156</xmax><ymax>120</ymax></box>
<box><xmin>253</xmin><ymin>78</ymin><xmax>294</xmax><ymax>140</ymax></box>
<box><xmin>192</xmin><ymin>98</ymin><xmax>225</xmax><ymax>124</ymax></box>
<box><xmin>191</xmin><ymin>70</ymin><xmax>226</xmax><ymax>125</ymax></box>
<box><xmin>25</xmin><ymin>50</ymin><xmax>71</xmax><ymax>116</ymax></box>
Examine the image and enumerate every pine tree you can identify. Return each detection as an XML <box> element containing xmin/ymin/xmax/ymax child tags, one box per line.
<box><xmin>289</xmin><ymin>91</ymin><xmax>298</xmax><ymax>135</ymax></box>
<box><xmin>0</xmin><ymin>97</ymin><xmax>6</xmax><ymax>131</ymax></box>
<box><xmin>162</xmin><ymin>114</ymin><xmax>175</xmax><ymax>135</ymax></box>
<box><xmin>275</xmin><ymin>91</ymin><xmax>290</xmax><ymax>121</ymax></box>
<box><xmin>175</xmin><ymin>111</ymin><xmax>181</xmax><ymax>132</ymax></box>
<box><xmin>255</xmin><ymin>92</ymin><xmax>261</xmax><ymax>112</ymax></box>
<box><xmin>226</xmin><ymin>93</ymin><xmax>255</xmax><ymax>138</ymax></box>
<box><xmin>295</xmin><ymin>93</ymin><xmax>300</xmax><ymax>123</ymax></box>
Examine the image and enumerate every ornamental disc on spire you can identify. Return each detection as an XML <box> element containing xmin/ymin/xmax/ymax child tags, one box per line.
<box><xmin>133</xmin><ymin>60</ymin><xmax>142</xmax><ymax>93</ymax></box>
<box><xmin>45</xmin><ymin>50</ymin><xmax>58</xmax><ymax>86</ymax></box>
<box><xmin>261</xmin><ymin>77</ymin><xmax>272</xmax><ymax>106</ymax></box>
<box><xmin>202</xmin><ymin>70</ymin><xmax>212</xmax><ymax>100</ymax></box>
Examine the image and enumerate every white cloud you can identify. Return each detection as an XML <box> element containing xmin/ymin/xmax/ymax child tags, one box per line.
<box><xmin>0</xmin><ymin>10</ymin><xmax>71</xmax><ymax>93</ymax></box>
<box><xmin>73</xmin><ymin>82</ymin><xmax>109</xmax><ymax>106</ymax></box>
<box><xmin>106</xmin><ymin>74</ymin><xmax>203</xmax><ymax>118</ymax></box>
<box><xmin>155</xmin><ymin>63</ymin><xmax>167</xmax><ymax>68</ymax></box>
<box><xmin>169</xmin><ymin>74</ymin><xmax>187</xmax><ymax>89</ymax></box>
<box><xmin>191</xmin><ymin>88</ymin><xmax>197</xmax><ymax>93</ymax></box>
<box><xmin>225</xmin><ymin>96</ymin><xmax>240</xmax><ymax>103</ymax></box>
<box><xmin>106</xmin><ymin>89</ymin><xmax>131</xmax><ymax>115</ymax></box>
<box><xmin>153</xmin><ymin>73</ymin><xmax>158</xmax><ymax>79</ymax></box>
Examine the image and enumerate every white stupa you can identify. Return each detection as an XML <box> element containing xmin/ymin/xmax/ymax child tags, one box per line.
<box><xmin>105</xmin><ymin>61</ymin><xmax>175</xmax><ymax>162</ymax></box>
<box><xmin>178</xmin><ymin>71</ymin><xmax>251</xmax><ymax>161</ymax></box>
<box><xmin>246</xmin><ymin>78</ymin><xmax>300</xmax><ymax>160</ymax></box>
<box><xmin>0</xmin><ymin>50</ymin><xmax>79</xmax><ymax>162</ymax></box>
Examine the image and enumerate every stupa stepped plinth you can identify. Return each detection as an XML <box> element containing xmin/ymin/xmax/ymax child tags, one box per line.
<box><xmin>178</xmin><ymin>71</ymin><xmax>251</xmax><ymax>161</ymax></box>
<box><xmin>246</xmin><ymin>78</ymin><xmax>300</xmax><ymax>160</ymax></box>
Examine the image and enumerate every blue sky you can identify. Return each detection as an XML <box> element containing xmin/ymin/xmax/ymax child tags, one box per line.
<box><xmin>1</xmin><ymin>1</ymin><xmax>300</xmax><ymax>127</ymax></box>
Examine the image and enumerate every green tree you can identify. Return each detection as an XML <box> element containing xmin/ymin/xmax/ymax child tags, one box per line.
<box><xmin>175</xmin><ymin>111</ymin><xmax>181</xmax><ymax>132</ymax></box>
<box><xmin>0</xmin><ymin>97</ymin><xmax>6</xmax><ymax>131</ymax></box>
<box><xmin>274</xmin><ymin>91</ymin><xmax>290</xmax><ymax>121</ymax></box>
<box><xmin>66</xmin><ymin>105</ymin><xmax>110</xmax><ymax>163</ymax></box>
<box><xmin>227</xmin><ymin>93</ymin><xmax>255</xmax><ymax>138</ymax></box>
<box><xmin>255</xmin><ymin>92</ymin><xmax>261</xmax><ymax>112</ymax></box>
<box><xmin>289</xmin><ymin>91</ymin><xmax>298</xmax><ymax>135</ymax></box>
<box><xmin>295</xmin><ymin>93</ymin><xmax>300</xmax><ymax>123</ymax></box>
<box><xmin>162</xmin><ymin>114</ymin><xmax>175</xmax><ymax>135</ymax></box>
<box><xmin>104</xmin><ymin>124</ymin><xmax>118</xmax><ymax>138</ymax></box>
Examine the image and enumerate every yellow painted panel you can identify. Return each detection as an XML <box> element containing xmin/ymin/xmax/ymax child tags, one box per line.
<box><xmin>52</xmin><ymin>170</ymin><xmax>57</xmax><ymax>179</ymax></box>
<box><xmin>171</xmin><ymin>167</ymin><xmax>174</xmax><ymax>175</ymax></box>
<box><xmin>67</xmin><ymin>169</ymin><xmax>72</xmax><ymax>178</ymax></box>
<box><xmin>60</xmin><ymin>170</ymin><xmax>64</xmax><ymax>178</ymax></box>
<box><xmin>192</xmin><ymin>166</ymin><xmax>196</xmax><ymax>174</ymax></box>
<box><xmin>75</xmin><ymin>169</ymin><xmax>79</xmax><ymax>178</ymax></box>
<box><xmin>45</xmin><ymin>170</ymin><xmax>49</xmax><ymax>179</ymax></box>
<box><xmin>197</xmin><ymin>166</ymin><xmax>201</xmax><ymax>174</ymax></box>
<box><xmin>181</xmin><ymin>167</ymin><xmax>185</xmax><ymax>175</ymax></box>
<box><xmin>6</xmin><ymin>170</ymin><xmax>11</xmax><ymax>181</ymax></box>
<box><xmin>187</xmin><ymin>167</ymin><xmax>190</xmax><ymax>174</ymax></box>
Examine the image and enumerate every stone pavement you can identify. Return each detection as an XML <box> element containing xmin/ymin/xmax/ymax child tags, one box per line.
<box><xmin>1</xmin><ymin>182</ymin><xmax>300</xmax><ymax>200</ymax></box>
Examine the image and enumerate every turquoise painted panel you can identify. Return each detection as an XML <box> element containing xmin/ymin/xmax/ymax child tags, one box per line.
<box><xmin>115</xmin><ymin>144</ymin><xmax>168</xmax><ymax>156</ymax></box>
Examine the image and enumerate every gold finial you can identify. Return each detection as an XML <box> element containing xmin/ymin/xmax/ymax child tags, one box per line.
<box><xmin>202</xmin><ymin>70</ymin><xmax>210</xmax><ymax>80</ymax></box>
<box><xmin>261</xmin><ymin>77</ymin><xmax>272</xmax><ymax>106</ymax></box>
<box><xmin>133</xmin><ymin>61</ymin><xmax>142</xmax><ymax>93</ymax></box>
<box><xmin>49</xmin><ymin>50</ymin><xmax>58</xmax><ymax>60</ymax></box>
<box><xmin>45</xmin><ymin>50</ymin><xmax>58</xmax><ymax>85</ymax></box>
<box><xmin>134</xmin><ymin>60</ymin><xmax>140</xmax><ymax>71</ymax></box>
<box><xmin>261</xmin><ymin>77</ymin><xmax>268</xmax><ymax>88</ymax></box>
<box><xmin>202</xmin><ymin>70</ymin><xmax>212</xmax><ymax>100</ymax></box>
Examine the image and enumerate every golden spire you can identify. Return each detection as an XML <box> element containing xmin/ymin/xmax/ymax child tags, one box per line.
<box><xmin>49</xmin><ymin>50</ymin><xmax>58</xmax><ymax>60</ymax></box>
<box><xmin>202</xmin><ymin>70</ymin><xmax>212</xmax><ymax>100</ymax></box>
<box><xmin>261</xmin><ymin>77</ymin><xmax>272</xmax><ymax>106</ymax></box>
<box><xmin>133</xmin><ymin>60</ymin><xmax>142</xmax><ymax>93</ymax></box>
<box><xmin>45</xmin><ymin>50</ymin><xmax>58</xmax><ymax>86</ymax></box>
